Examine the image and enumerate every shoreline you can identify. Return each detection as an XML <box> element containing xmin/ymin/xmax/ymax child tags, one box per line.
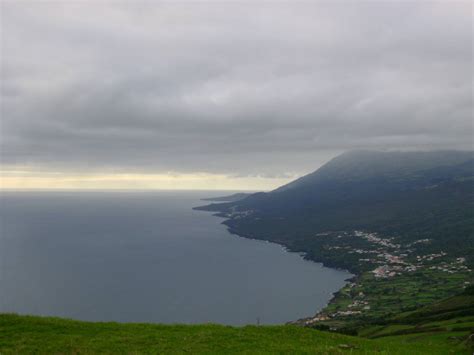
<box><xmin>227</xmin><ymin>226</ymin><xmax>357</xmax><ymax>324</ymax></box>
<box><xmin>204</xmin><ymin>210</ymin><xmax>356</xmax><ymax>324</ymax></box>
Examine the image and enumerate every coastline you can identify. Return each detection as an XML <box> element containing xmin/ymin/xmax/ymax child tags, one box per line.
<box><xmin>203</xmin><ymin>210</ymin><xmax>355</xmax><ymax>324</ymax></box>
<box><xmin>194</xmin><ymin>201</ymin><xmax>473</xmax><ymax>329</ymax></box>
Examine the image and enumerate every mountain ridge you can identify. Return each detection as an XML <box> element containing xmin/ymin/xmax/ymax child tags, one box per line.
<box><xmin>195</xmin><ymin>149</ymin><xmax>473</xmax><ymax>331</ymax></box>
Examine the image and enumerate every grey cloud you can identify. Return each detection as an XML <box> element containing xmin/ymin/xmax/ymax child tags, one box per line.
<box><xmin>1</xmin><ymin>1</ymin><xmax>472</xmax><ymax>176</ymax></box>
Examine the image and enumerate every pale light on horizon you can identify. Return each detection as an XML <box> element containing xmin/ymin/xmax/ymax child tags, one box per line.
<box><xmin>1</xmin><ymin>2</ymin><xmax>471</xmax><ymax>181</ymax></box>
<box><xmin>0</xmin><ymin>170</ymin><xmax>297</xmax><ymax>191</ymax></box>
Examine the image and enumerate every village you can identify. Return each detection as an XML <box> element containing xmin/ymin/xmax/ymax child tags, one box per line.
<box><xmin>303</xmin><ymin>230</ymin><xmax>472</xmax><ymax>326</ymax></box>
<box><xmin>335</xmin><ymin>231</ymin><xmax>471</xmax><ymax>279</ymax></box>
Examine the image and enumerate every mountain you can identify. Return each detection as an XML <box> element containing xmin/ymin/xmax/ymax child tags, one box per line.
<box><xmin>196</xmin><ymin>150</ymin><xmax>473</xmax><ymax>338</ymax></box>
<box><xmin>196</xmin><ymin>150</ymin><xmax>474</xmax><ymax>267</ymax></box>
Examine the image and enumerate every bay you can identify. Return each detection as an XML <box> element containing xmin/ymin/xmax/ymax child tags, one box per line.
<box><xmin>0</xmin><ymin>191</ymin><xmax>351</xmax><ymax>325</ymax></box>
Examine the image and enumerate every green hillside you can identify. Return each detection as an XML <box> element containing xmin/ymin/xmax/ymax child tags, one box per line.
<box><xmin>196</xmin><ymin>150</ymin><xmax>473</xmax><ymax>336</ymax></box>
<box><xmin>355</xmin><ymin>287</ymin><xmax>474</xmax><ymax>353</ymax></box>
<box><xmin>3</xmin><ymin>151</ymin><xmax>472</xmax><ymax>354</ymax></box>
<box><xmin>0</xmin><ymin>313</ymin><xmax>467</xmax><ymax>354</ymax></box>
<box><xmin>197</xmin><ymin>151</ymin><xmax>474</xmax><ymax>266</ymax></box>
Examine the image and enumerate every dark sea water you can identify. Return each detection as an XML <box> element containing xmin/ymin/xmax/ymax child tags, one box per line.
<box><xmin>0</xmin><ymin>191</ymin><xmax>351</xmax><ymax>325</ymax></box>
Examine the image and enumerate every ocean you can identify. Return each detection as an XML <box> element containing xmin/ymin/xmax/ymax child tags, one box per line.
<box><xmin>0</xmin><ymin>190</ymin><xmax>350</xmax><ymax>325</ymax></box>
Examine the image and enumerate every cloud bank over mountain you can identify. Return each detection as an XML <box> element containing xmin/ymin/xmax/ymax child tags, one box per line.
<box><xmin>1</xmin><ymin>1</ymin><xmax>472</xmax><ymax>183</ymax></box>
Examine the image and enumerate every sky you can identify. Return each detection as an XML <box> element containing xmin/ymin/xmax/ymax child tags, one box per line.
<box><xmin>1</xmin><ymin>1</ymin><xmax>472</xmax><ymax>190</ymax></box>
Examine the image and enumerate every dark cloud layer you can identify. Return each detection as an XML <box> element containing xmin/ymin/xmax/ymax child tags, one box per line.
<box><xmin>1</xmin><ymin>1</ymin><xmax>472</xmax><ymax>176</ymax></box>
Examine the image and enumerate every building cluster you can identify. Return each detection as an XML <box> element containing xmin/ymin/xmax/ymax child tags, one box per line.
<box><xmin>350</xmin><ymin>231</ymin><xmax>469</xmax><ymax>279</ymax></box>
<box><xmin>318</xmin><ymin>230</ymin><xmax>470</xmax><ymax>281</ymax></box>
<box><xmin>354</xmin><ymin>230</ymin><xmax>400</xmax><ymax>249</ymax></box>
<box><xmin>407</xmin><ymin>238</ymin><xmax>431</xmax><ymax>247</ymax></box>
<box><xmin>226</xmin><ymin>208</ymin><xmax>254</xmax><ymax>219</ymax></box>
<box><xmin>334</xmin><ymin>310</ymin><xmax>361</xmax><ymax>317</ymax></box>
<box><xmin>303</xmin><ymin>230</ymin><xmax>472</xmax><ymax>325</ymax></box>
<box><xmin>347</xmin><ymin>299</ymin><xmax>370</xmax><ymax>310</ymax></box>
<box><xmin>372</xmin><ymin>265</ymin><xmax>396</xmax><ymax>278</ymax></box>
<box><xmin>416</xmin><ymin>252</ymin><xmax>446</xmax><ymax>262</ymax></box>
<box><xmin>428</xmin><ymin>258</ymin><xmax>471</xmax><ymax>274</ymax></box>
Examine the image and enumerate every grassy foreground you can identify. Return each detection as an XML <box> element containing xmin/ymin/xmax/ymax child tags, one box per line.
<box><xmin>0</xmin><ymin>314</ymin><xmax>467</xmax><ymax>354</ymax></box>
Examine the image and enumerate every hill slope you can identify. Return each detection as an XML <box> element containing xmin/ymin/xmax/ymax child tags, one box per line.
<box><xmin>196</xmin><ymin>150</ymin><xmax>474</xmax><ymax>269</ymax></box>
<box><xmin>0</xmin><ymin>313</ymin><xmax>466</xmax><ymax>354</ymax></box>
<box><xmin>356</xmin><ymin>287</ymin><xmax>474</xmax><ymax>352</ymax></box>
<box><xmin>196</xmin><ymin>150</ymin><xmax>473</xmax><ymax>328</ymax></box>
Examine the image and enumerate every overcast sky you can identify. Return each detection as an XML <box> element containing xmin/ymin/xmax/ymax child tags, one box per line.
<box><xmin>1</xmin><ymin>1</ymin><xmax>472</xmax><ymax>189</ymax></box>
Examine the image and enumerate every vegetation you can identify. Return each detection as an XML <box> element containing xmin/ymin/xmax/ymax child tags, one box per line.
<box><xmin>355</xmin><ymin>287</ymin><xmax>474</xmax><ymax>353</ymax></box>
<box><xmin>0</xmin><ymin>313</ymin><xmax>468</xmax><ymax>354</ymax></box>
<box><xmin>2</xmin><ymin>289</ymin><xmax>471</xmax><ymax>353</ymax></box>
<box><xmin>310</xmin><ymin>258</ymin><xmax>472</xmax><ymax>325</ymax></box>
<box><xmin>196</xmin><ymin>151</ymin><xmax>474</xmax><ymax>267</ymax></box>
<box><xmin>3</xmin><ymin>151</ymin><xmax>471</xmax><ymax>353</ymax></box>
<box><xmin>195</xmin><ymin>150</ymin><xmax>474</xmax><ymax>351</ymax></box>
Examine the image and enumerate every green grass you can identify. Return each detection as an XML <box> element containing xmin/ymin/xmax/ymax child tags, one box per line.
<box><xmin>0</xmin><ymin>313</ymin><xmax>466</xmax><ymax>354</ymax></box>
<box><xmin>3</xmin><ymin>290</ymin><xmax>472</xmax><ymax>353</ymax></box>
<box><xmin>353</xmin><ymin>290</ymin><xmax>474</xmax><ymax>354</ymax></box>
<box><xmin>321</xmin><ymin>267</ymin><xmax>472</xmax><ymax>324</ymax></box>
